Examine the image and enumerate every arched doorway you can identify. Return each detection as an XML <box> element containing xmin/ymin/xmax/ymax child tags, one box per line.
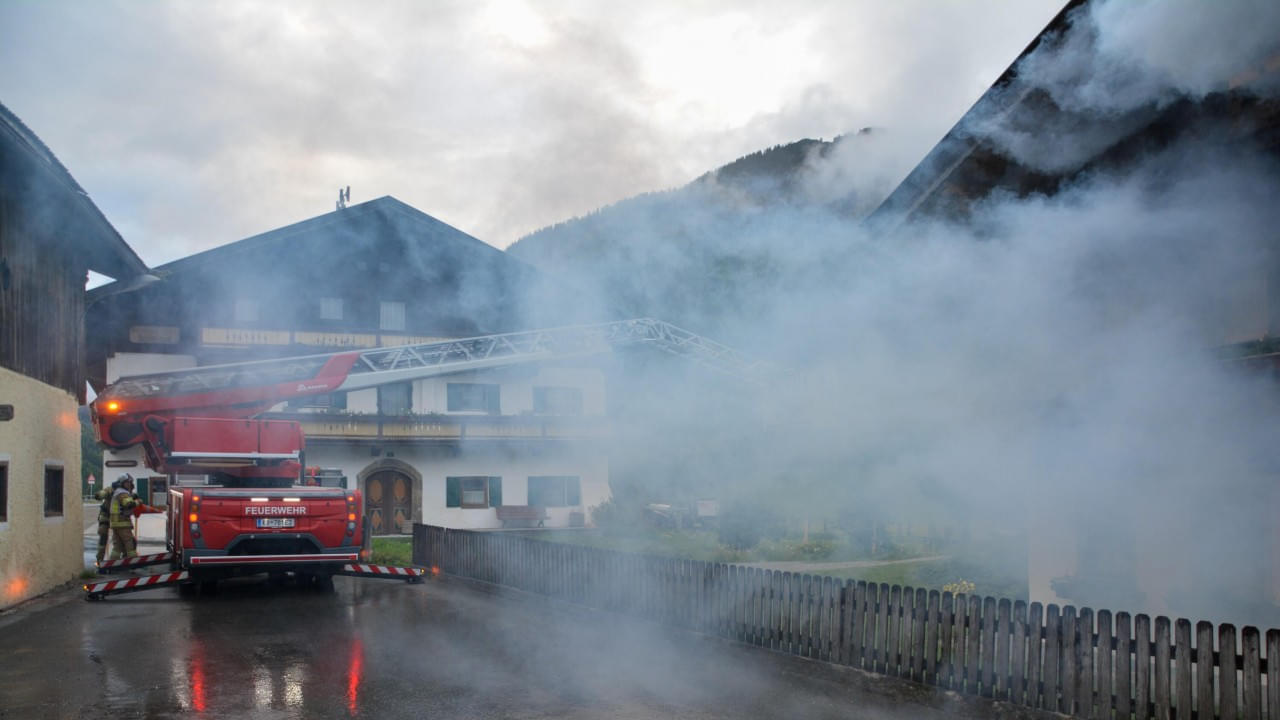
<box><xmin>359</xmin><ymin>460</ymin><xmax>419</xmax><ymax>535</ymax></box>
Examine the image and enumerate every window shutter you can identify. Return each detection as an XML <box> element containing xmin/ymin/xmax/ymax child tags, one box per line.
<box><xmin>445</xmin><ymin>477</ymin><xmax>461</xmax><ymax>507</ymax></box>
<box><xmin>566</xmin><ymin>477</ymin><xmax>581</xmax><ymax>506</ymax></box>
<box><xmin>488</xmin><ymin>477</ymin><xmax>502</xmax><ymax>507</ymax></box>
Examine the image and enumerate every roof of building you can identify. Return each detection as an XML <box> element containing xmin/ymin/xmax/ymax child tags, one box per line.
<box><xmin>84</xmin><ymin>194</ymin><xmax>558</xmax><ymax>344</ymax></box>
<box><xmin>867</xmin><ymin>0</ymin><xmax>1280</xmax><ymax>228</ymax></box>
<box><xmin>88</xmin><ymin>195</ymin><xmax>536</xmax><ymax>302</ymax></box>
<box><xmin>154</xmin><ymin>195</ymin><xmax>516</xmax><ymax>276</ymax></box>
<box><xmin>0</xmin><ymin>101</ymin><xmax>149</xmax><ymax>279</ymax></box>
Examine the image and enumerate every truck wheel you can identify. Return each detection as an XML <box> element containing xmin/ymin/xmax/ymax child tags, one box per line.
<box><xmin>313</xmin><ymin>573</ymin><xmax>334</xmax><ymax>593</ymax></box>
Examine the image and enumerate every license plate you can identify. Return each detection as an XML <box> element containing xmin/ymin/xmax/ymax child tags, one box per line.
<box><xmin>256</xmin><ymin>518</ymin><xmax>296</xmax><ymax>529</ymax></box>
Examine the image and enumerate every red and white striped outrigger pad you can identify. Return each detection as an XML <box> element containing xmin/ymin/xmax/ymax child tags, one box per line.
<box><xmin>338</xmin><ymin>563</ymin><xmax>427</xmax><ymax>580</ymax></box>
<box><xmin>84</xmin><ymin>571</ymin><xmax>188</xmax><ymax>599</ymax></box>
<box><xmin>96</xmin><ymin>552</ymin><xmax>172</xmax><ymax>572</ymax></box>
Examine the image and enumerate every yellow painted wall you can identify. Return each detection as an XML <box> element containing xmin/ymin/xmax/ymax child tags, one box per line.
<box><xmin>0</xmin><ymin>366</ymin><xmax>84</xmax><ymax>608</ymax></box>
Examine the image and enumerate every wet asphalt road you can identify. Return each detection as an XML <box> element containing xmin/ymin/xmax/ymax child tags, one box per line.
<box><xmin>0</xmin><ymin>570</ymin><xmax>1020</xmax><ymax>720</ymax></box>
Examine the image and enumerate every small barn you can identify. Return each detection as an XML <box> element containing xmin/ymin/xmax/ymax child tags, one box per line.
<box><xmin>0</xmin><ymin>101</ymin><xmax>150</xmax><ymax>607</ymax></box>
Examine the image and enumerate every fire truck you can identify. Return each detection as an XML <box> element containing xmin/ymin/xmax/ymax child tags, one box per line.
<box><xmin>85</xmin><ymin>318</ymin><xmax>762</xmax><ymax>598</ymax></box>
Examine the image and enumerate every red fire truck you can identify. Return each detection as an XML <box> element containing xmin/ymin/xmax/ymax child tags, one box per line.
<box><xmin>86</xmin><ymin>319</ymin><xmax>761</xmax><ymax>598</ymax></box>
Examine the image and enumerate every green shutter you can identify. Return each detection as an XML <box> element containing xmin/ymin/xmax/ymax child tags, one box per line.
<box><xmin>566</xmin><ymin>477</ymin><xmax>581</xmax><ymax>506</ymax></box>
<box><xmin>488</xmin><ymin>477</ymin><xmax>502</xmax><ymax>507</ymax></box>
<box><xmin>445</xmin><ymin>477</ymin><xmax>460</xmax><ymax>507</ymax></box>
<box><xmin>527</xmin><ymin>476</ymin><xmax>544</xmax><ymax>507</ymax></box>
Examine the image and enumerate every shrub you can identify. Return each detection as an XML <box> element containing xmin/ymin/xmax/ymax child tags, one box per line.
<box><xmin>717</xmin><ymin>502</ymin><xmax>783</xmax><ymax>550</ymax></box>
<box><xmin>589</xmin><ymin>498</ymin><xmax>646</xmax><ymax>533</ymax></box>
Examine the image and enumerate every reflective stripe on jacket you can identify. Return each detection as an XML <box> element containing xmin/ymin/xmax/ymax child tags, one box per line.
<box><xmin>109</xmin><ymin>489</ymin><xmax>139</xmax><ymax>529</ymax></box>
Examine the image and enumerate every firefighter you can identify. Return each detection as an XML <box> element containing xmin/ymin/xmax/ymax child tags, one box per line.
<box><xmin>93</xmin><ymin>478</ymin><xmax>123</xmax><ymax>564</ymax></box>
<box><xmin>108</xmin><ymin>474</ymin><xmax>141</xmax><ymax>560</ymax></box>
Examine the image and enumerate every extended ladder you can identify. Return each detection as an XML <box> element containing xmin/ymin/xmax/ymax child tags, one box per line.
<box><xmin>102</xmin><ymin>317</ymin><xmax>767</xmax><ymax>404</ymax></box>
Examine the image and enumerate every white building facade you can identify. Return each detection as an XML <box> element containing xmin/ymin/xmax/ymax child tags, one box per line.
<box><xmin>103</xmin><ymin>349</ymin><xmax>614</xmax><ymax>534</ymax></box>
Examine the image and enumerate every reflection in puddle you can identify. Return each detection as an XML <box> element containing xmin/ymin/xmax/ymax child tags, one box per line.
<box><xmin>348</xmin><ymin>636</ymin><xmax>363</xmax><ymax>716</ymax></box>
<box><xmin>284</xmin><ymin>662</ymin><xmax>305</xmax><ymax>707</ymax></box>
<box><xmin>253</xmin><ymin>665</ymin><xmax>272</xmax><ymax>707</ymax></box>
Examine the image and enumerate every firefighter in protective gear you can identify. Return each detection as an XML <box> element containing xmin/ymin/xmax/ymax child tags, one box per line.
<box><xmin>93</xmin><ymin>478</ymin><xmax>122</xmax><ymax>564</ymax></box>
<box><xmin>108</xmin><ymin>475</ymin><xmax>141</xmax><ymax>560</ymax></box>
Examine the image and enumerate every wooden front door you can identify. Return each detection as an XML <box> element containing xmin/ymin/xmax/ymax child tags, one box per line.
<box><xmin>365</xmin><ymin>470</ymin><xmax>413</xmax><ymax>535</ymax></box>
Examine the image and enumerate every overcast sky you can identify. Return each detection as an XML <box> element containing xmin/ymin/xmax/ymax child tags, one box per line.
<box><xmin>1</xmin><ymin>0</ymin><xmax>1062</xmax><ymax>269</ymax></box>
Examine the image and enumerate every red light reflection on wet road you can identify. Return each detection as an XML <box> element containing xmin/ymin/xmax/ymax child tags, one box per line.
<box><xmin>190</xmin><ymin>641</ymin><xmax>208</xmax><ymax>712</ymax></box>
<box><xmin>347</xmin><ymin>636</ymin><xmax>364</xmax><ymax>715</ymax></box>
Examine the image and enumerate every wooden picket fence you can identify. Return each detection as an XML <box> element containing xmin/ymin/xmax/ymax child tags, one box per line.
<box><xmin>414</xmin><ymin>524</ymin><xmax>1279</xmax><ymax>718</ymax></box>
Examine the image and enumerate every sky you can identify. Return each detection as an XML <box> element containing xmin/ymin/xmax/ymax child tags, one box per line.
<box><xmin>1</xmin><ymin>0</ymin><xmax>1063</xmax><ymax>269</ymax></box>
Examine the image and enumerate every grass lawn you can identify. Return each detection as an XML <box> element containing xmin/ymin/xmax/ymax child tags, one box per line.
<box><xmin>516</xmin><ymin>529</ymin><xmax>752</xmax><ymax>562</ymax></box>
<box><xmin>520</xmin><ymin>529</ymin><xmax>939</xmax><ymax>565</ymax></box>
<box><xmin>406</xmin><ymin>527</ymin><xmax>1026</xmax><ymax>603</ymax></box>
<box><xmin>818</xmin><ymin>557</ymin><xmax>1028</xmax><ymax>602</ymax></box>
<box><xmin>370</xmin><ymin>537</ymin><xmax>414</xmax><ymax>566</ymax></box>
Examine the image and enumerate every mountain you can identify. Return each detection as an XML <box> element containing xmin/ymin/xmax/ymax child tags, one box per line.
<box><xmin>506</xmin><ymin>130</ymin><xmax>888</xmax><ymax>341</ymax></box>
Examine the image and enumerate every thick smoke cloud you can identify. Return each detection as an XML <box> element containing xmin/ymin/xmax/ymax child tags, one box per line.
<box><xmin>589</xmin><ymin>0</ymin><xmax>1280</xmax><ymax>627</ymax></box>
<box><xmin>971</xmin><ymin>0</ymin><xmax>1280</xmax><ymax>174</ymax></box>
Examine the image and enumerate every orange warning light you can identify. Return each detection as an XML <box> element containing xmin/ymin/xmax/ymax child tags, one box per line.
<box><xmin>104</xmin><ymin>401</ymin><xmax>121</xmax><ymax>413</ymax></box>
<box><xmin>188</xmin><ymin>513</ymin><xmax>198</xmax><ymax>523</ymax></box>
<box><xmin>347</xmin><ymin>513</ymin><xmax>356</xmax><ymax>521</ymax></box>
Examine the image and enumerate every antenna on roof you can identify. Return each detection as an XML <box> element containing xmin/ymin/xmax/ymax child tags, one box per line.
<box><xmin>336</xmin><ymin>186</ymin><xmax>351</xmax><ymax>210</ymax></box>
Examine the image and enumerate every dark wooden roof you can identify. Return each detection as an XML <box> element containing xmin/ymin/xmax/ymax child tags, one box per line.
<box><xmin>154</xmin><ymin>196</ymin><xmax>514</xmax><ymax>277</ymax></box>
<box><xmin>0</xmin><ymin>101</ymin><xmax>148</xmax><ymax>280</ymax></box>
<box><xmin>866</xmin><ymin>0</ymin><xmax>1280</xmax><ymax>229</ymax></box>
<box><xmin>84</xmin><ymin>196</ymin><xmax>555</xmax><ymax>390</ymax></box>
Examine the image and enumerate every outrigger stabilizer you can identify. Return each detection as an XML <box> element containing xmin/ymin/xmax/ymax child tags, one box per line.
<box><xmin>336</xmin><ymin>563</ymin><xmax>427</xmax><ymax>582</ymax></box>
<box><xmin>95</xmin><ymin>552</ymin><xmax>173</xmax><ymax>573</ymax></box>
<box><xmin>83</xmin><ymin>563</ymin><xmax>427</xmax><ymax>600</ymax></box>
<box><xmin>84</xmin><ymin>571</ymin><xmax>188</xmax><ymax>600</ymax></box>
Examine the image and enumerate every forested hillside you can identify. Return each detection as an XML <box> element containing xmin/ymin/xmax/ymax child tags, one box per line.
<box><xmin>506</xmin><ymin>129</ymin><xmax>893</xmax><ymax>343</ymax></box>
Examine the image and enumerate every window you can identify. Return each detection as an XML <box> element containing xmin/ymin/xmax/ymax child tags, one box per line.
<box><xmin>234</xmin><ymin>299</ymin><xmax>258</xmax><ymax>323</ymax></box>
<box><xmin>380</xmin><ymin>301</ymin><xmax>406</xmax><ymax>331</ymax></box>
<box><xmin>319</xmin><ymin>297</ymin><xmax>344</xmax><ymax>320</ymax></box>
<box><xmin>0</xmin><ymin>463</ymin><xmax>7</xmax><ymax>523</ymax></box>
<box><xmin>43</xmin><ymin>465</ymin><xmax>64</xmax><ymax>517</ymax></box>
<box><xmin>446</xmin><ymin>476</ymin><xmax>502</xmax><ymax>509</ymax></box>
<box><xmin>447</xmin><ymin>383</ymin><xmax>499</xmax><ymax>413</ymax></box>
<box><xmin>378</xmin><ymin>383</ymin><xmax>412</xmax><ymax>415</ymax></box>
<box><xmin>527</xmin><ymin>476</ymin><xmax>581</xmax><ymax>508</ymax></box>
<box><xmin>533</xmin><ymin>386</ymin><xmax>583</xmax><ymax>415</ymax></box>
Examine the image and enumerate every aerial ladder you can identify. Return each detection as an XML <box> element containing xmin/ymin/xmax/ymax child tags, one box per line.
<box><xmin>86</xmin><ymin>318</ymin><xmax>762</xmax><ymax>598</ymax></box>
